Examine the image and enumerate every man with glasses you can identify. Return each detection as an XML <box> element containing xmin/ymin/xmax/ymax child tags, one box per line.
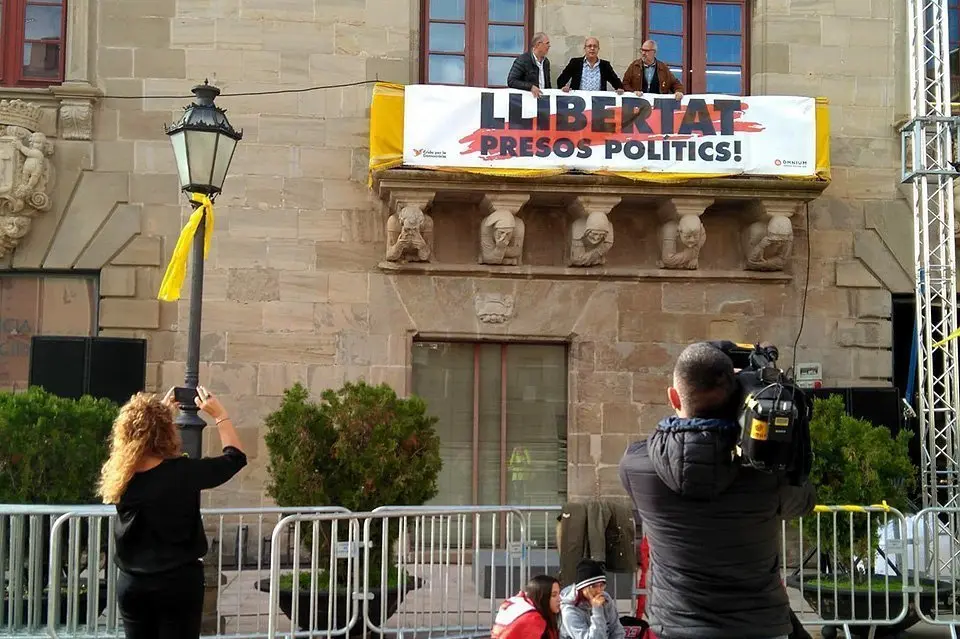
<box><xmin>557</xmin><ymin>37</ymin><xmax>624</xmax><ymax>94</ymax></box>
<box><xmin>507</xmin><ymin>32</ymin><xmax>552</xmax><ymax>98</ymax></box>
<box><xmin>621</xmin><ymin>39</ymin><xmax>684</xmax><ymax>100</ymax></box>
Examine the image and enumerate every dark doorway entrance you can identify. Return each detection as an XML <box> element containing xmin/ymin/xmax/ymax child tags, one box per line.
<box><xmin>892</xmin><ymin>293</ymin><xmax>922</xmax><ymax>499</ymax></box>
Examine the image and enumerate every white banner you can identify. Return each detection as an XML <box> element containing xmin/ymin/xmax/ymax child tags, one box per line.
<box><xmin>402</xmin><ymin>85</ymin><xmax>817</xmax><ymax>176</ymax></box>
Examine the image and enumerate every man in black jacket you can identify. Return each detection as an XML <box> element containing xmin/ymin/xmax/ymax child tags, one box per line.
<box><xmin>618</xmin><ymin>342</ymin><xmax>816</xmax><ymax>639</ymax></box>
<box><xmin>557</xmin><ymin>37</ymin><xmax>623</xmax><ymax>93</ymax></box>
<box><xmin>506</xmin><ymin>32</ymin><xmax>551</xmax><ymax>97</ymax></box>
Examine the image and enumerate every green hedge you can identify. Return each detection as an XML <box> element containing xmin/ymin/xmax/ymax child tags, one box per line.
<box><xmin>0</xmin><ymin>386</ymin><xmax>117</xmax><ymax>504</ymax></box>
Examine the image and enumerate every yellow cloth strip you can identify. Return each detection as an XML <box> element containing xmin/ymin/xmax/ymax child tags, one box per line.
<box><xmin>815</xmin><ymin>97</ymin><xmax>831</xmax><ymax>180</ymax></box>
<box><xmin>812</xmin><ymin>500</ymin><xmax>891</xmax><ymax>513</ymax></box>
<box><xmin>157</xmin><ymin>193</ymin><xmax>215</xmax><ymax>302</ymax></box>
<box><xmin>933</xmin><ymin>327</ymin><xmax>960</xmax><ymax>348</ymax></box>
<box><xmin>368</xmin><ymin>82</ymin><xmax>406</xmax><ymax>186</ymax></box>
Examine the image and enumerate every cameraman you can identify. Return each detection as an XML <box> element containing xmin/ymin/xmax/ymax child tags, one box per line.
<box><xmin>618</xmin><ymin>342</ymin><xmax>815</xmax><ymax>639</ymax></box>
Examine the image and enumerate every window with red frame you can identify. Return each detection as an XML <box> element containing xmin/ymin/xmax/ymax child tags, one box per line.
<box><xmin>0</xmin><ymin>0</ymin><xmax>66</xmax><ymax>87</ymax></box>
<box><xmin>420</xmin><ymin>0</ymin><xmax>534</xmax><ymax>88</ymax></box>
<box><xmin>644</xmin><ymin>0</ymin><xmax>748</xmax><ymax>95</ymax></box>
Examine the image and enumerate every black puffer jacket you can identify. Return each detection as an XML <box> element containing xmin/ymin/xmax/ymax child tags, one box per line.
<box><xmin>618</xmin><ymin>416</ymin><xmax>815</xmax><ymax>639</ymax></box>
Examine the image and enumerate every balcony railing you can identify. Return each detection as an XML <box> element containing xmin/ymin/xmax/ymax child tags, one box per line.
<box><xmin>366</xmin><ymin>82</ymin><xmax>831</xmax><ymax>281</ymax></box>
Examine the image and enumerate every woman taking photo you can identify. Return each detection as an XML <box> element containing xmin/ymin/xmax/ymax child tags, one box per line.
<box><xmin>491</xmin><ymin>574</ymin><xmax>562</xmax><ymax>639</ymax></box>
<box><xmin>97</xmin><ymin>385</ymin><xmax>247</xmax><ymax>639</ymax></box>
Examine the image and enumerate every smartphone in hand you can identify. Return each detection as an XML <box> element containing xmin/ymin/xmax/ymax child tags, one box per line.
<box><xmin>173</xmin><ymin>386</ymin><xmax>199</xmax><ymax>406</ymax></box>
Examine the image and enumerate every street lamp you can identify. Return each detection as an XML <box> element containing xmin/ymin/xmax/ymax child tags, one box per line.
<box><xmin>165</xmin><ymin>80</ymin><xmax>242</xmax><ymax>458</ymax></box>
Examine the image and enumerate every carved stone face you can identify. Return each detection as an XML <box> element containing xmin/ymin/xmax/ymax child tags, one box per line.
<box><xmin>584</xmin><ymin>228</ymin><xmax>607</xmax><ymax>246</ymax></box>
<box><xmin>494</xmin><ymin>228</ymin><xmax>512</xmax><ymax>247</ymax></box>
<box><xmin>767</xmin><ymin>216</ymin><xmax>793</xmax><ymax>245</ymax></box>
<box><xmin>677</xmin><ymin>216</ymin><xmax>702</xmax><ymax>248</ymax></box>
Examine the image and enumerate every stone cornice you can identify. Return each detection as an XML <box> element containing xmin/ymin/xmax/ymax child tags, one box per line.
<box><xmin>0</xmin><ymin>82</ymin><xmax>101</xmax><ymax>140</ymax></box>
<box><xmin>378</xmin><ymin>260</ymin><xmax>791</xmax><ymax>282</ymax></box>
<box><xmin>373</xmin><ymin>168</ymin><xmax>830</xmax><ymax>202</ymax></box>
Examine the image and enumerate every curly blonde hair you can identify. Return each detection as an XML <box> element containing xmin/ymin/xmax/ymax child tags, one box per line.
<box><xmin>97</xmin><ymin>392</ymin><xmax>182</xmax><ymax>504</ymax></box>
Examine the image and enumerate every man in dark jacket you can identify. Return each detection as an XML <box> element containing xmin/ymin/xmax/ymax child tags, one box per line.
<box><xmin>618</xmin><ymin>342</ymin><xmax>816</xmax><ymax>639</ymax></box>
<box><xmin>557</xmin><ymin>37</ymin><xmax>623</xmax><ymax>93</ymax></box>
<box><xmin>507</xmin><ymin>32</ymin><xmax>552</xmax><ymax>97</ymax></box>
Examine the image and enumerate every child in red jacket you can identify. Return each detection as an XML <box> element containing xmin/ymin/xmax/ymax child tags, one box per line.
<box><xmin>492</xmin><ymin>575</ymin><xmax>561</xmax><ymax>639</ymax></box>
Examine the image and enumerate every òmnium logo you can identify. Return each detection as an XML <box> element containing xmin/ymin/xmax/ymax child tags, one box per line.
<box><xmin>774</xmin><ymin>158</ymin><xmax>808</xmax><ymax>167</ymax></box>
<box><xmin>412</xmin><ymin>148</ymin><xmax>447</xmax><ymax>159</ymax></box>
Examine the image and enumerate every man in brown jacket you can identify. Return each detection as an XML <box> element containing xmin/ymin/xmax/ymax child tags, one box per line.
<box><xmin>621</xmin><ymin>39</ymin><xmax>684</xmax><ymax>99</ymax></box>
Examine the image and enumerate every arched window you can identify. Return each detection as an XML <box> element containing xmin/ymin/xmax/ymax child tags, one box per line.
<box><xmin>0</xmin><ymin>0</ymin><xmax>67</xmax><ymax>87</ymax></box>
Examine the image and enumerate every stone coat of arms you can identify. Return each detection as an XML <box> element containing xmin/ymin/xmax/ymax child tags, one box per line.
<box><xmin>0</xmin><ymin>99</ymin><xmax>55</xmax><ymax>258</ymax></box>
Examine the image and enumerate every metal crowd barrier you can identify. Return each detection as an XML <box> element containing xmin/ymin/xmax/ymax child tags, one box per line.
<box><xmin>909</xmin><ymin>507</ymin><xmax>960</xmax><ymax>637</ymax></box>
<box><xmin>1</xmin><ymin>505</ymin><xmax>352</xmax><ymax>639</ymax></box>
<box><xmin>0</xmin><ymin>505</ymin><xmax>87</xmax><ymax>636</ymax></box>
<box><xmin>783</xmin><ymin>504</ymin><xmax>912</xmax><ymax>639</ymax></box>
<box><xmin>9</xmin><ymin>502</ymin><xmax>960</xmax><ymax>638</ymax></box>
<box><xmin>266</xmin><ymin>506</ymin><xmax>531</xmax><ymax>639</ymax></box>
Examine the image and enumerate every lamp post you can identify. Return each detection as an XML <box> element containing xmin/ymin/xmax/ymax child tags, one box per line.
<box><xmin>165</xmin><ymin>80</ymin><xmax>242</xmax><ymax>459</ymax></box>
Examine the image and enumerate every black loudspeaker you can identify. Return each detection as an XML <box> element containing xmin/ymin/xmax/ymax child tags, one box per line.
<box><xmin>29</xmin><ymin>336</ymin><xmax>147</xmax><ymax>404</ymax></box>
<box><xmin>27</xmin><ymin>336</ymin><xmax>87</xmax><ymax>400</ymax></box>
<box><xmin>88</xmin><ymin>338</ymin><xmax>148</xmax><ymax>405</ymax></box>
<box><xmin>808</xmin><ymin>386</ymin><xmax>903</xmax><ymax>435</ymax></box>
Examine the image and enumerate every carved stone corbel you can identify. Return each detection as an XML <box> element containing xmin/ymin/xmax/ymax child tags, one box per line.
<box><xmin>567</xmin><ymin>195</ymin><xmax>619</xmax><ymax>267</ymax></box>
<box><xmin>656</xmin><ymin>197</ymin><xmax>711</xmax><ymax>270</ymax></box>
<box><xmin>0</xmin><ymin>99</ymin><xmax>55</xmax><ymax>258</ymax></box>
<box><xmin>52</xmin><ymin>82</ymin><xmax>100</xmax><ymax>141</ymax></box>
<box><xmin>385</xmin><ymin>190</ymin><xmax>435</xmax><ymax>263</ymax></box>
<box><xmin>479</xmin><ymin>193</ymin><xmax>529</xmax><ymax>266</ymax></box>
<box><xmin>741</xmin><ymin>200</ymin><xmax>797</xmax><ymax>272</ymax></box>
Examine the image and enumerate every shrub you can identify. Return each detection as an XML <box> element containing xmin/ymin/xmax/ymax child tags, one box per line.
<box><xmin>0</xmin><ymin>386</ymin><xmax>117</xmax><ymax>504</ymax></box>
<box><xmin>799</xmin><ymin>394</ymin><xmax>915</xmax><ymax>582</ymax></box>
<box><xmin>263</xmin><ymin>381</ymin><xmax>442</xmax><ymax>585</ymax></box>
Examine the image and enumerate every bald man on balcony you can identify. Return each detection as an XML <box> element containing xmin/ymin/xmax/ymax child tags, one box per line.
<box><xmin>621</xmin><ymin>39</ymin><xmax>684</xmax><ymax>100</ymax></box>
<box><xmin>557</xmin><ymin>37</ymin><xmax>624</xmax><ymax>93</ymax></box>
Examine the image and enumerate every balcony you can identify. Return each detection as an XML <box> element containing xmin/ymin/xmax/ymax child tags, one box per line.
<box><xmin>367</xmin><ymin>83</ymin><xmax>831</xmax><ymax>283</ymax></box>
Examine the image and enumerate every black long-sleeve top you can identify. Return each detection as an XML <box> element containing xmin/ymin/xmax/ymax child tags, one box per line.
<box><xmin>114</xmin><ymin>446</ymin><xmax>247</xmax><ymax>575</ymax></box>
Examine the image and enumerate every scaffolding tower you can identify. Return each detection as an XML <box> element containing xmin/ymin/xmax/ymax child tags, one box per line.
<box><xmin>901</xmin><ymin>0</ymin><xmax>960</xmax><ymax>516</ymax></box>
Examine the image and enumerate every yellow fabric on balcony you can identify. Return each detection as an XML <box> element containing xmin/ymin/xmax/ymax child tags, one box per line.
<box><xmin>367</xmin><ymin>82</ymin><xmax>832</xmax><ymax>184</ymax></box>
<box><xmin>814</xmin><ymin>97</ymin><xmax>831</xmax><ymax>181</ymax></box>
<box><xmin>368</xmin><ymin>82</ymin><xmax>405</xmax><ymax>184</ymax></box>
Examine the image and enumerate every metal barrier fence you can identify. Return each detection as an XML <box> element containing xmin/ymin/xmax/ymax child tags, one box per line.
<box><xmin>910</xmin><ymin>507</ymin><xmax>960</xmax><ymax>636</ymax></box>
<box><xmin>783</xmin><ymin>504</ymin><xmax>912</xmax><ymax>639</ymax></box>
<box><xmin>8</xmin><ymin>502</ymin><xmax>960</xmax><ymax>638</ymax></box>
<box><xmin>1</xmin><ymin>505</ymin><xmax>85</xmax><ymax>636</ymax></box>
<box><xmin>265</xmin><ymin>506</ymin><xmax>532</xmax><ymax>639</ymax></box>
<box><xmin>1</xmin><ymin>505</ymin><xmax>351</xmax><ymax>639</ymax></box>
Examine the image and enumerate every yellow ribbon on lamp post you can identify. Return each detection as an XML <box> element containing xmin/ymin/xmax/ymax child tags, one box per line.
<box><xmin>156</xmin><ymin>192</ymin><xmax>215</xmax><ymax>302</ymax></box>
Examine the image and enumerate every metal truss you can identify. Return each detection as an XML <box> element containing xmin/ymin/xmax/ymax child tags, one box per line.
<box><xmin>901</xmin><ymin>0</ymin><xmax>960</xmax><ymax>520</ymax></box>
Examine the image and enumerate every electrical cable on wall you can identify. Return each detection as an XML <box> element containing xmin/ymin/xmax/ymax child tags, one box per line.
<box><xmin>96</xmin><ymin>79</ymin><xmax>382</xmax><ymax>100</ymax></box>
<box><xmin>789</xmin><ymin>210</ymin><xmax>811</xmax><ymax>378</ymax></box>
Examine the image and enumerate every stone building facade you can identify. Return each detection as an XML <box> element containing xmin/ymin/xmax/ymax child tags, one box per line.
<box><xmin>0</xmin><ymin>0</ymin><xmax>909</xmax><ymax>511</ymax></box>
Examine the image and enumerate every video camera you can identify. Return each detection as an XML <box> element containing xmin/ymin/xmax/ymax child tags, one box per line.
<box><xmin>709</xmin><ymin>341</ymin><xmax>813</xmax><ymax>486</ymax></box>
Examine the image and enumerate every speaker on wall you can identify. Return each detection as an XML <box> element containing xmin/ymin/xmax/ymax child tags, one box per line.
<box><xmin>807</xmin><ymin>386</ymin><xmax>903</xmax><ymax>435</ymax></box>
<box><xmin>88</xmin><ymin>337</ymin><xmax>148</xmax><ymax>404</ymax></box>
<box><xmin>27</xmin><ymin>336</ymin><xmax>87</xmax><ymax>400</ymax></box>
<box><xmin>29</xmin><ymin>336</ymin><xmax>147</xmax><ymax>404</ymax></box>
